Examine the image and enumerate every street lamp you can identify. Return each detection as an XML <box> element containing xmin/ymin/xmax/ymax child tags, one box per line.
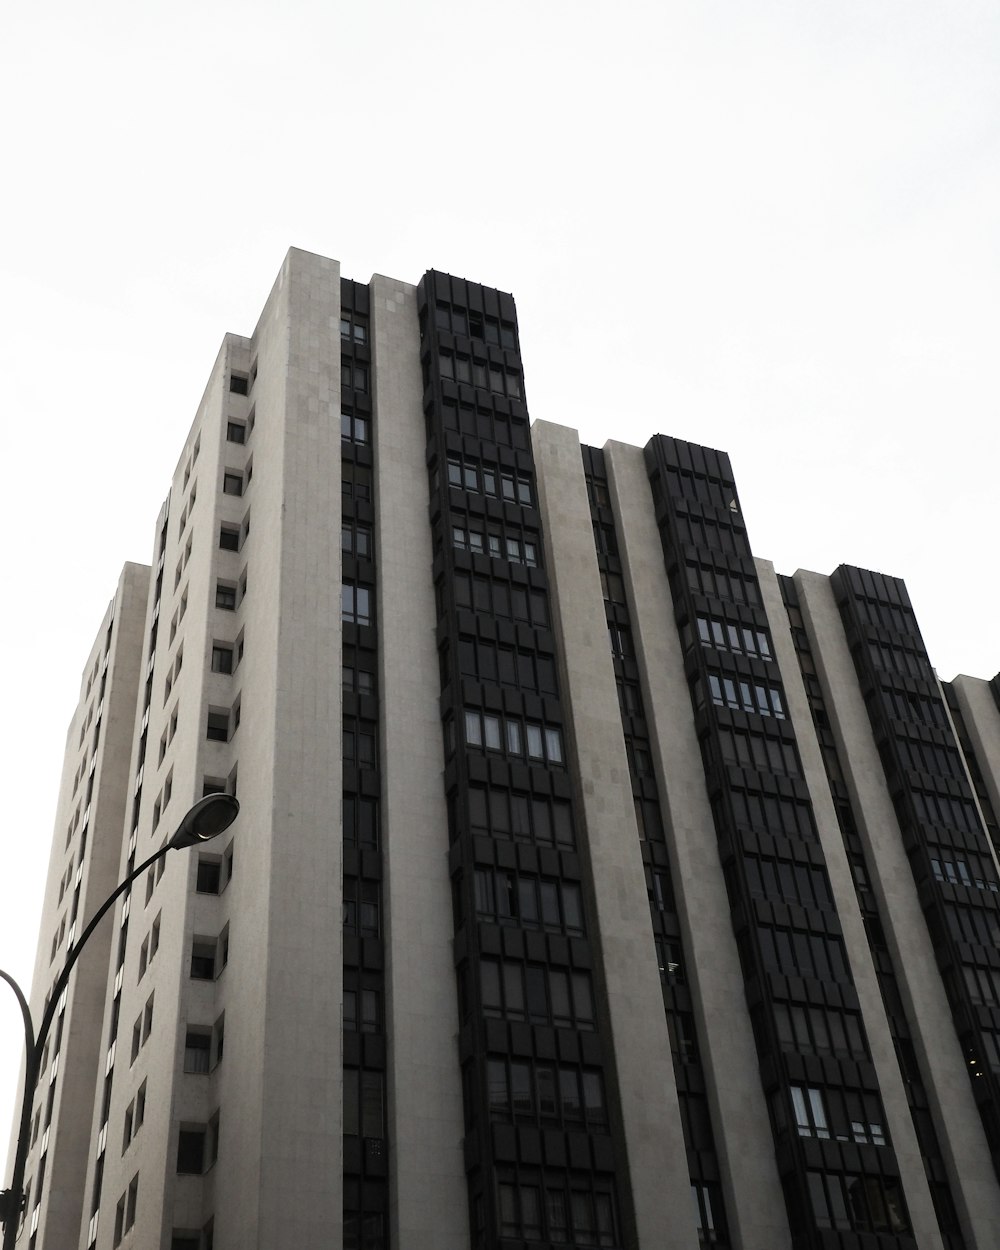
<box><xmin>0</xmin><ymin>793</ymin><xmax>239</xmax><ymax>1249</ymax></box>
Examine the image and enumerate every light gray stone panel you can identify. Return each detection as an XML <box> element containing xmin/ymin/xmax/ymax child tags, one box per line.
<box><xmin>19</xmin><ymin>563</ymin><xmax>149</xmax><ymax>1250</ymax></box>
<box><xmin>950</xmin><ymin>676</ymin><xmax>1000</xmax><ymax>874</ymax></box>
<box><xmin>607</xmin><ymin>441</ymin><xmax>790</xmax><ymax>1250</ymax></box>
<box><xmin>215</xmin><ymin>249</ymin><xmax>345</xmax><ymax>1249</ymax></box>
<box><xmin>532</xmin><ymin>422</ymin><xmax>695</xmax><ymax>1250</ymax></box>
<box><xmin>762</xmin><ymin>565</ymin><xmax>941</xmax><ymax>1250</ymax></box>
<box><xmin>373</xmin><ymin>273</ymin><xmax>470</xmax><ymax>1250</ymax></box>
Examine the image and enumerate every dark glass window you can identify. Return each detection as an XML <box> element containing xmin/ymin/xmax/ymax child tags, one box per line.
<box><xmin>177</xmin><ymin>1129</ymin><xmax>206</xmax><ymax>1173</ymax></box>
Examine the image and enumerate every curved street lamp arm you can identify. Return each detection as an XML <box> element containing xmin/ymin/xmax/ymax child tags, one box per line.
<box><xmin>33</xmin><ymin>844</ymin><xmax>171</xmax><ymax>1069</ymax></box>
<box><xmin>0</xmin><ymin>971</ymin><xmax>35</xmax><ymax>1075</ymax></box>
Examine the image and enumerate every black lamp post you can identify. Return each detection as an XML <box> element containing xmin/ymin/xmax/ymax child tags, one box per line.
<box><xmin>0</xmin><ymin>793</ymin><xmax>239</xmax><ymax>1249</ymax></box>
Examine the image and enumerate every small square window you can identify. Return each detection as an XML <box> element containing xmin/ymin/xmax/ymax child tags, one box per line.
<box><xmin>211</xmin><ymin>645</ymin><xmax>233</xmax><ymax>674</ymax></box>
<box><xmin>341</xmin><ymin>411</ymin><xmax>369</xmax><ymax>445</ymax></box>
<box><xmin>223</xmin><ymin>473</ymin><xmax>243</xmax><ymax>497</ymax></box>
<box><xmin>190</xmin><ymin>942</ymin><xmax>216</xmax><ymax>981</ymax></box>
<box><xmin>184</xmin><ymin>1031</ymin><xmax>211</xmax><ymax>1074</ymax></box>
<box><xmin>226</xmin><ymin>422</ymin><xmax>246</xmax><ymax>444</ymax></box>
<box><xmin>229</xmin><ymin>373</ymin><xmax>248</xmax><ymax>396</ymax></box>
<box><xmin>196</xmin><ymin>859</ymin><xmax>221</xmax><ymax>894</ymax></box>
<box><xmin>177</xmin><ymin>1128</ymin><xmax>206</xmax><ymax>1174</ymax></box>
<box><xmin>206</xmin><ymin>711</ymin><xmax>229</xmax><ymax>742</ymax></box>
<box><xmin>215</xmin><ymin>583</ymin><xmax>236</xmax><ymax>610</ymax></box>
<box><xmin>219</xmin><ymin>526</ymin><xmax>240</xmax><ymax>552</ymax></box>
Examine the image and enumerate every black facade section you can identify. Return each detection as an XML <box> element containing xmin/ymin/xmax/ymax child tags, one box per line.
<box><xmin>780</xmin><ymin>576</ymin><xmax>967</xmax><ymax>1250</ymax></box>
<box><xmin>583</xmin><ymin>444</ymin><xmax>732</xmax><ymax>1249</ymax></box>
<box><xmin>831</xmin><ymin>565</ymin><xmax>1000</xmax><ymax>1183</ymax></box>
<box><xmin>418</xmin><ymin>271</ymin><xmax>626</xmax><ymax>1250</ymax></box>
<box><xmin>340</xmin><ymin>278</ymin><xmax>389</xmax><ymax>1248</ymax></box>
<box><xmin>944</xmin><ymin>683</ymin><xmax>1000</xmax><ymax>866</ymax></box>
<box><xmin>830</xmin><ymin>562</ymin><xmax>1000</xmax><ymax>1185</ymax></box>
<box><xmin>644</xmin><ymin>436</ymin><xmax>915</xmax><ymax>1248</ymax></box>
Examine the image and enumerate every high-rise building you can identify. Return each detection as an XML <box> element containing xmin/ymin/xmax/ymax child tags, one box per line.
<box><xmin>7</xmin><ymin>248</ymin><xmax>1000</xmax><ymax>1250</ymax></box>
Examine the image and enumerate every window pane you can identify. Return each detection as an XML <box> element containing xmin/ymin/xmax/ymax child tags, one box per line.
<box><xmin>526</xmin><ymin>967</ymin><xmax>547</xmax><ymax>1022</ymax></box>
<box><xmin>499</xmin><ymin>1184</ymin><xmax>518</xmax><ymax>1237</ymax></box>
<box><xmin>549</xmin><ymin>969</ymin><xmax>570</xmax><ymax>1024</ymax></box>
<box><xmin>572</xmin><ymin>973</ymin><xmax>594</xmax><ymax>1025</ymax></box>
<box><xmin>539</xmin><ymin>881</ymin><xmax>560</xmax><ymax>927</ymax></box>
<box><xmin>361</xmin><ymin>1071</ymin><xmax>383</xmax><ymax>1137</ymax></box>
<box><xmin>560</xmin><ymin>1069</ymin><xmax>581</xmax><ymax>1120</ymax></box>
<box><xmin>582</xmin><ymin>1071</ymin><xmax>605</xmax><ymax>1123</ymax></box>
<box><xmin>481</xmin><ymin>960</ymin><xmax>501</xmax><ymax>1014</ymax></box>
<box><xmin>594</xmin><ymin>1193</ymin><xmax>615</xmax><ymax>1246</ymax></box>
<box><xmin>547</xmin><ymin>1189</ymin><xmax>568</xmax><ymax>1239</ymax></box>
<box><xmin>343</xmin><ymin>1069</ymin><xmax>359</xmax><ymax>1134</ymax></box>
<box><xmin>511</xmin><ymin>1061</ymin><xmax>532</xmax><ymax>1113</ymax></box>
<box><xmin>562</xmin><ymin>883</ymin><xmax>583</xmax><ymax>932</ymax></box>
<box><xmin>503</xmin><ymin>963</ymin><xmax>524</xmax><ymax>1016</ymax></box>
<box><xmin>572</xmin><ymin>1192</ymin><xmax>595</xmax><ymax>1245</ymax></box>
<box><xmin>518</xmin><ymin>878</ymin><xmax>538</xmax><ymax>925</ymax></box>
<box><xmin>475</xmin><ymin>869</ymin><xmax>493</xmax><ymax>916</ymax></box>
<box><xmin>521</xmin><ymin>1186</ymin><xmax>541</xmax><ymax>1236</ymax></box>
<box><xmin>487</xmin><ymin>1058</ymin><xmax>507</xmax><ymax>1112</ymax></box>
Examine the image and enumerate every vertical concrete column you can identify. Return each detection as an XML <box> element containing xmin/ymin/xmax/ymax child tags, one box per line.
<box><xmin>371</xmin><ymin>274</ymin><xmax>469</xmax><ymax>1250</ymax></box>
<box><xmin>218</xmin><ymin>248</ymin><xmax>345</xmax><ymax>1249</ymax></box>
<box><xmin>794</xmin><ymin>569</ymin><xmax>1000</xmax><ymax>1249</ymax></box>
<box><xmin>531</xmin><ymin>421</ymin><xmax>694</xmax><ymax>1250</ymax></box>
<box><xmin>26</xmin><ymin>565</ymin><xmax>149</xmax><ymax>1250</ymax></box>
<box><xmin>760</xmin><ymin>565</ymin><xmax>941</xmax><ymax>1249</ymax></box>
<box><xmin>951</xmin><ymin>676</ymin><xmax>1000</xmax><ymax>870</ymax></box>
<box><xmin>606</xmin><ymin>441</ymin><xmax>791</xmax><ymax>1250</ymax></box>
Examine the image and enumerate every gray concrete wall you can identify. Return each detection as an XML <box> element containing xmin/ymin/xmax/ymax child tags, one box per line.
<box><xmin>532</xmin><ymin>421</ymin><xmax>695</xmax><ymax>1250</ymax></box>
<box><xmin>372</xmin><ymin>274</ymin><xmax>470</xmax><ymax>1249</ymax></box>
<box><xmin>607</xmin><ymin>441</ymin><xmax>790</xmax><ymax>1250</ymax></box>
<box><xmin>763</xmin><ymin>566</ymin><xmax>941</xmax><ymax>1249</ymax></box>
<box><xmin>951</xmin><ymin>676</ymin><xmax>1000</xmax><ymax>872</ymax></box>
<box><xmin>85</xmin><ymin>337</ymin><xmax>244</xmax><ymax>1250</ymax></box>
<box><xmin>229</xmin><ymin>248</ymin><xmax>344</xmax><ymax>1249</ymax></box>
<box><xmin>20</xmin><ymin>563</ymin><xmax>148</xmax><ymax>1250</ymax></box>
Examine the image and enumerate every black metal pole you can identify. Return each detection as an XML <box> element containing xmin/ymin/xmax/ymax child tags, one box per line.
<box><xmin>1</xmin><ymin>844</ymin><xmax>170</xmax><ymax>1250</ymax></box>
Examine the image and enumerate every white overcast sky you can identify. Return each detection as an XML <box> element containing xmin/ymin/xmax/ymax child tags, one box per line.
<box><xmin>3</xmin><ymin>0</ymin><xmax>999</xmax><ymax>1176</ymax></box>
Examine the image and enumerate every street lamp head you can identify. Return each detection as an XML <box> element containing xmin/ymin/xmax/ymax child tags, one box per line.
<box><xmin>169</xmin><ymin>794</ymin><xmax>240</xmax><ymax>850</ymax></box>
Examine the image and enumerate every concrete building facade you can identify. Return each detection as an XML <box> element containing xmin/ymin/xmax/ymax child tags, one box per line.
<box><xmin>7</xmin><ymin>249</ymin><xmax>1000</xmax><ymax>1250</ymax></box>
